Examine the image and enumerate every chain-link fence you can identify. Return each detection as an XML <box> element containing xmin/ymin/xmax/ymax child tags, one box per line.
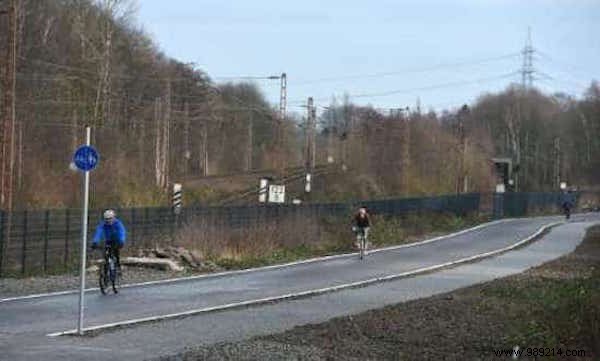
<box><xmin>493</xmin><ymin>191</ymin><xmax>600</xmax><ymax>218</ymax></box>
<box><xmin>5</xmin><ymin>191</ymin><xmax>598</xmax><ymax>277</ymax></box>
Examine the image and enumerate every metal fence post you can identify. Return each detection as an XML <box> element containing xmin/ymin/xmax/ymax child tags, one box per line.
<box><xmin>169</xmin><ymin>208</ymin><xmax>175</xmax><ymax>244</ymax></box>
<box><xmin>64</xmin><ymin>209</ymin><xmax>70</xmax><ymax>267</ymax></box>
<box><xmin>43</xmin><ymin>210</ymin><xmax>49</xmax><ymax>273</ymax></box>
<box><xmin>21</xmin><ymin>211</ymin><xmax>28</xmax><ymax>275</ymax></box>
<box><xmin>143</xmin><ymin>207</ymin><xmax>149</xmax><ymax>246</ymax></box>
<box><xmin>131</xmin><ymin>208</ymin><xmax>136</xmax><ymax>248</ymax></box>
<box><xmin>0</xmin><ymin>210</ymin><xmax>5</xmax><ymax>277</ymax></box>
<box><xmin>493</xmin><ymin>193</ymin><xmax>504</xmax><ymax>219</ymax></box>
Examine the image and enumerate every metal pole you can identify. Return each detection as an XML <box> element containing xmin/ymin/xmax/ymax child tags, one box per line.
<box><xmin>305</xmin><ymin>97</ymin><xmax>313</xmax><ymax>172</ymax></box>
<box><xmin>311</xmin><ymin>105</ymin><xmax>316</xmax><ymax>171</ymax></box>
<box><xmin>43</xmin><ymin>210</ymin><xmax>49</xmax><ymax>273</ymax></box>
<box><xmin>21</xmin><ymin>210</ymin><xmax>26</xmax><ymax>275</ymax></box>
<box><xmin>277</xmin><ymin>73</ymin><xmax>287</xmax><ymax>170</ymax></box>
<box><xmin>279</xmin><ymin>73</ymin><xmax>287</xmax><ymax>121</ymax></box>
<box><xmin>77</xmin><ymin>126</ymin><xmax>91</xmax><ymax>335</ymax></box>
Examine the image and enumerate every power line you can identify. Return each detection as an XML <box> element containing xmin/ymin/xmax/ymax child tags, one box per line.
<box><xmin>291</xmin><ymin>52</ymin><xmax>521</xmax><ymax>85</ymax></box>
<box><xmin>353</xmin><ymin>72</ymin><xmax>518</xmax><ymax>98</ymax></box>
<box><xmin>213</xmin><ymin>75</ymin><xmax>281</xmax><ymax>81</ymax></box>
<box><xmin>536</xmin><ymin>50</ymin><xmax>595</xmax><ymax>80</ymax></box>
<box><xmin>534</xmin><ymin>63</ymin><xmax>593</xmax><ymax>90</ymax></box>
<box><xmin>16</xmin><ymin>73</ymin><xmax>284</xmax><ymax>123</ymax></box>
<box><xmin>289</xmin><ymin>72</ymin><xmax>518</xmax><ymax>104</ymax></box>
<box><xmin>20</xmin><ymin>57</ymin><xmax>211</xmax><ymax>83</ymax></box>
<box><xmin>536</xmin><ymin>77</ymin><xmax>589</xmax><ymax>96</ymax></box>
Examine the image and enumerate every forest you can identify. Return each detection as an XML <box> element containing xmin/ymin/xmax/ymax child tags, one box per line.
<box><xmin>0</xmin><ymin>0</ymin><xmax>598</xmax><ymax>210</ymax></box>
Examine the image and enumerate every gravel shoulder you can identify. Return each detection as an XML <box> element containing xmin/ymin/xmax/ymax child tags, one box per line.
<box><xmin>0</xmin><ymin>266</ymin><xmax>190</xmax><ymax>298</ymax></box>
<box><xmin>156</xmin><ymin>226</ymin><xmax>600</xmax><ymax>361</ymax></box>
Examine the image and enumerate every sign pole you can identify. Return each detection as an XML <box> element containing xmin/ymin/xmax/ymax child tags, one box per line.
<box><xmin>77</xmin><ymin>126</ymin><xmax>91</xmax><ymax>335</ymax></box>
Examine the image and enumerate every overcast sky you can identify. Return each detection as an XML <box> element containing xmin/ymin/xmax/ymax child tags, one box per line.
<box><xmin>136</xmin><ymin>0</ymin><xmax>600</xmax><ymax>113</ymax></box>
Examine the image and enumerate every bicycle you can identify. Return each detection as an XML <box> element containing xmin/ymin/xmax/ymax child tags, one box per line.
<box><xmin>98</xmin><ymin>245</ymin><xmax>120</xmax><ymax>294</ymax></box>
<box><xmin>353</xmin><ymin>226</ymin><xmax>368</xmax><ymax>260</ymax></box>
<box><xmin>562</xmin><ymin>203</ymin><xmax>571</xmax><ymax>220</ymax></box>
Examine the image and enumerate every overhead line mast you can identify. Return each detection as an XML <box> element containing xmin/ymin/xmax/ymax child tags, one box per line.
<box><xmin>521</xmin><ymin>27</ymin><xmax>535</xmax><ymax>89</ymax></box>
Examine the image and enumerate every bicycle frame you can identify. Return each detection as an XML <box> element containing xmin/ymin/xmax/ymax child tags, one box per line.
<box><xmin>99</xmin><ymin>245</ymin><xmax>119</xmax><ymax>294</ymax></box>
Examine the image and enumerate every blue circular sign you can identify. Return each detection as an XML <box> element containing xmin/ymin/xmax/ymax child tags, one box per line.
<box><xmin>73</xmin><ymin>145</ymin><xmax>99</xmax><ymax>171</ymax></box>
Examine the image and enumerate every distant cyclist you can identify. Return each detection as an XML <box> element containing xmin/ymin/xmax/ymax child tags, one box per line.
<box><xmin>352</xmin><ymin>206</ymin><xmax>372</xmax><ymax>249</ymax></box>
<box><xmin>560</xmin><ymin>189</ymin><xmax>575</xmax><ymax>220</ymax></box>
<box><xmin>91</xmin><ymin>209</ymin><xmax>127</xmax><ymax>274</ymax></box>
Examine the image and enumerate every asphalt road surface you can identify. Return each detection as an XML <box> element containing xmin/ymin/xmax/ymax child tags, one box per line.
<box><xmin>1</xmin><ymin>213</ymin><xmax>598</xmax><ymax>361</ymax></box>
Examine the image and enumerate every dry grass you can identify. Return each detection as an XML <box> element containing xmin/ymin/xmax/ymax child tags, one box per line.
<box><xmin>174</xmin><ymin>213</ymin><xmax>321</xmax><ymax>263</ymax></box>
<box><xmin>170</xmin><ymin>211</ymin><xmax>484</xmax><ymax>270</ymax></box>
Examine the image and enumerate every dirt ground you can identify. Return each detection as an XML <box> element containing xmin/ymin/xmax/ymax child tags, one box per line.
<box><xmin>157</xmin><ymin>226</ymin><xmax>600</xmax><ymax>361</ymax></box>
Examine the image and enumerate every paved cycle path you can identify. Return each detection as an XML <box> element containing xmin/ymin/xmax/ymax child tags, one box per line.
<box><xmin>1</xmin><ymin>213</ymin><xmax>599</xmax><ymax>360</ymax></box>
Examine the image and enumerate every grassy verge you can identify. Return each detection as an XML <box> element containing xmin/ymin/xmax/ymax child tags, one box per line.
<box><xmin>210</xmin><ymin>212</ymin><xmax>487</xmax><ymax>270</ymax></box>
<box><xmin>481</xmin><ymin>227</ymin><xmax>600</xmax><ymax>356</ymax></box>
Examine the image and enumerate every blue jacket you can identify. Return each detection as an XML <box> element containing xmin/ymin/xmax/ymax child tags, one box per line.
<box><xmin>92</xmin><ymin>218</ymin><xmax>127</xmax><ymax>247</ymax></box>
<box><xmin>560</xmin><ymin>192</ymin><xmax>575</xmax><ymax>208</ymax></box>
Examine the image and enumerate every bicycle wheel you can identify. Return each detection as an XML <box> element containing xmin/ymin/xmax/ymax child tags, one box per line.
<box><xmin>359</xmin><ymin>234</ymin><xmax>365</xmax><ymax>260</ymax></box>
<box><xmin>108</xmin><ymin>258</ymin><xmax>119</xmax><ymax>294</ymax></box>
<box><xmin>99</xmin><ymin>263</ymin><xmax>108</xmax><ymax>295</ymax></box>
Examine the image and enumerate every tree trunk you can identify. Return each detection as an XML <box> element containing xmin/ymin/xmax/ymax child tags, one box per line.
<box><xmin>163</xmin><ymin>80</ymin><xmax>171</xmax><ymax>189</ymax></box>
<box><xmin>504</xmin><ymin>107</ymin><xmax>521</xmax><ymax>191</ymax></box>
<box><xmin>154</xmin><ymin>97</ymin><xmax>163</xmax><ymax>188</ymax></box>
<box><xmin>183</xmin><ymin>102</ymin><xmax>190</xmax><ymax>176</ymax></box>
<box><xmin>246</xmin><ymin>111</ymin><xmax>253</xmax><ymax>171</ymax></box>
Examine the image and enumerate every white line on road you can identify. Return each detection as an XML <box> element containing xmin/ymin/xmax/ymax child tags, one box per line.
<box><xmin>47</xmin><ymin>220</ymin><xmax>561</xmax><ymax>337</ymax></box>
<box><xmin>1</xmin><ymin>218</ymin><xmax>511</xmax><ymax>304</ymax></box>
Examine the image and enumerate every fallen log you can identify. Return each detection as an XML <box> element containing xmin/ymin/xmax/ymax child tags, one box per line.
<box><xmin>120</xmin><ymin>257</ymin><xmax>184</xmax><ymax>272</ymax></box>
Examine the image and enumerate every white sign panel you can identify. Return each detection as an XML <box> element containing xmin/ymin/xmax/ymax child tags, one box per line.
<box><xmin>268</xmin><ymin>184</ymin><xmax>286</xmax><ymax>203</ymax></box>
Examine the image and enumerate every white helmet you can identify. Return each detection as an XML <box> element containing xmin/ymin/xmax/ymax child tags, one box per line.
<box><xmin>103</xmin><ymin>209</ymin><xmax>116</xmax><ymax>222</ymax></box>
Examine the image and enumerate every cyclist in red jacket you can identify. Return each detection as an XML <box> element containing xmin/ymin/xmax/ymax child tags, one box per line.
<box><xmin>352</xmin><ymin>207</ymin><xmax>371</xmax><ymax>249</ymax></box>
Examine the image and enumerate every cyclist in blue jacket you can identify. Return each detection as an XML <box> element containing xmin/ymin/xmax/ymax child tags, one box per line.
<box><xmin>560</xmin><ymin>189</ymin><xmax>575</xmax><ymax>220</ymax></box>
<box><xmin>91</xmin><ymin>209</ymin><xmax>127</xmax><ymax>273</ymax></box>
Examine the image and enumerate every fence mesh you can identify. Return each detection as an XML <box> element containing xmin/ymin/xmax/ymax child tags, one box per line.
<box><xmin>1</xmin><ymin>191</ymin><xmax>595</xmax><ymax>276</ymax></box>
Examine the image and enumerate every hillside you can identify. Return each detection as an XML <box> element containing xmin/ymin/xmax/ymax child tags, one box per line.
<box><xmin>0</xmin><ymin>0</ymin><xmax>598</xmax><ymax>210</ymax></box>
